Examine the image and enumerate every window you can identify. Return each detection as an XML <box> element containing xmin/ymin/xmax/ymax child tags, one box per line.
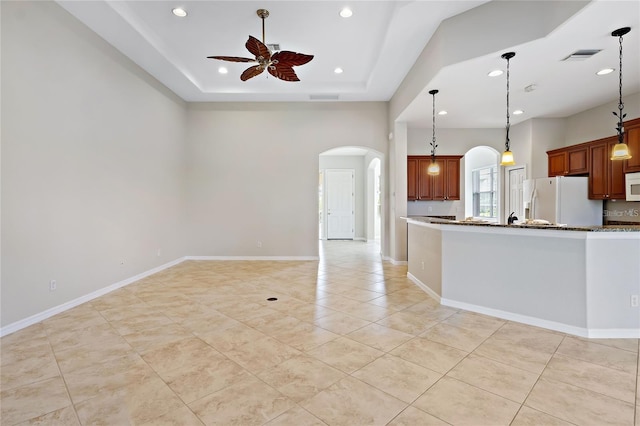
<box><xmin>472</xmin><ymin>166</ymin><xmax>497</xmax><ymax>218</ymax></box>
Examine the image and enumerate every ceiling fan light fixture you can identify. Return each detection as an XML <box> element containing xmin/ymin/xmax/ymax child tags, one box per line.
<box><xmin>207</xmin><ymin>9</ymin><xmax>314</xmax><ymax>82</ymax></box>
<box><xmin>172</xmin><ymin>7</ymin><xmax>187</xmax><ymax>17</ymax></box>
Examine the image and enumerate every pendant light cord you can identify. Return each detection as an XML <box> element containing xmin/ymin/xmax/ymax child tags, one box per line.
<box><xmin>505</xmin><ymin>55</ymin><xmax>511</xmax><ymax>151</ymax></box>
<box><xmin>616</xmin><ymin>32</ymin><xmax>625</xmax><ymax>144</ymax></box>
<box><xmin>431</xmin><ymin>91</ymin><xmax>437</xmax><ymax>159</ymax></box>
<box><xmin>428</xmin><ymin>89</ymin><xmax>439</xmax><ymax>161</ymax></box>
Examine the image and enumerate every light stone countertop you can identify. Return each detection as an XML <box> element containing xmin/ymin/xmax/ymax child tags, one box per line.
<box><xmin>405</xmin><ymin>216</ymin><xmax>640</xmax><ymax>232</ymax></box>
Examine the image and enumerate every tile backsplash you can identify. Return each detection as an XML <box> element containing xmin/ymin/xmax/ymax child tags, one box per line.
<box><xmin>603</xmin><ymin>200</ymin><xmax>640</xmax><ymax>224</ymax></box>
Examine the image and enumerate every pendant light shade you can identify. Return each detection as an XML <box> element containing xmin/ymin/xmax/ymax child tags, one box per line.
<box><xmin>427</xmin><ymin>89</ymin><xmax>440</xmax><ymax>175</ymax></box>
<box><xmin>611</xmin><ymin>27</ymin><xmax>632</xmax><ymax>161</ymax></box>
<box><xmin>500</xmin><ymin>150</ymin><xmax>515</xmax><ymax>166</ymax></box>
<box><xmin>500</xmin><ymin>52</ymin><xmax>516</xmax><ymax>166</ymax></box>
<box><xmin>427</xmin><ymin>161</ymin><xmax>440</xmax><ymax>176</ymax></box>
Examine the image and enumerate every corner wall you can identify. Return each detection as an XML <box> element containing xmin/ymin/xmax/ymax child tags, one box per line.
<box><xmin>1</xmin><ymin>1</ymin><xmax>188</xmax><ymax>327</ymax></box>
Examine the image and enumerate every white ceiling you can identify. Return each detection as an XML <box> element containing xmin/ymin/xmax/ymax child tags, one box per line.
<box><xmin>57</xmin><ymin>0</ymin><xmax>639</xmax><ymax>129</ymax></box>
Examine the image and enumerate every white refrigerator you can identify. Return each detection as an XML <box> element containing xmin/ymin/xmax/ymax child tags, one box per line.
<box><xmin>523</xmin><ymin>176</ymin><xmax>603</xmax><ymax>226</ymax></box>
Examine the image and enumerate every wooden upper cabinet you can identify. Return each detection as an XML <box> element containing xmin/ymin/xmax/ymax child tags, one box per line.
<box><xmin>588</xmin><ymin>136</ymin><xmax>626</xmax><ymax>200</ymax></box>
<box><xmin>407</xmin><ymin>158</ymin><xmax>417</xmax><ymax>201</ymax></box>
<box><xmin>623</xmin><ymin>117</ymin><xmax>640</xmax><ymax>173</ymax></box>
<box><xmin>407</xmin><ymin>155</ymin><xmax>462</xmax><ymax>201</ymax></box>
<box><xmin>548</xmin><ymin>151</ymin><xmax>567</xmax><ymax>176</ymax></box>
<box><xmin>547</xmin><ymin>144</ymin><xmax>589</xmax><ymax>176</ymax></box>
<box><xmin>417</xmin><ymin>158</ymin><xmax>433</xmax><ymax>200</ymax></box>
<box><xmin>567</xmin><ymin>146</ymin><xmax>589</xmax><ymax>174</ymax></box>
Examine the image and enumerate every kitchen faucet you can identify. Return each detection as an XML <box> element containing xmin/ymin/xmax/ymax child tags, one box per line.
<box><xmin>507</xmin><ymin>212</ymin><xmax>518</xmax><ymax>225</ymax></box>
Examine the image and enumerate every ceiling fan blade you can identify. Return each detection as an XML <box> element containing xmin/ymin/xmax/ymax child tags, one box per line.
<box><xmin>241</xmin><ymin>65</ymin><xmax>265</xmax><ymax>81</ymax></box>
<box><xmin>271</xmin><ymin>51</ymin><xmax>314</xmax><ymax>67</ymax></box>
<box><xmin>267</xmin><ymin>64</ymin><xmax>300</xmax><ymax>82</ymax></box>
<box><xmin>245</xmin><ymin>35</ymin><xmax>271</xmax><ymax>60</ymax></box>
<box><xmin>207</xmin><ymin>56</ymin><xmax>255</xmax><ymax>63</ymax></box>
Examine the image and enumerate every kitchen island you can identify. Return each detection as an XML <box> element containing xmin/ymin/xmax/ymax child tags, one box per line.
<box><xmin>406</xmin><ymin>217</ymin><xmax>640</xmax><ymax>338</ymax></box>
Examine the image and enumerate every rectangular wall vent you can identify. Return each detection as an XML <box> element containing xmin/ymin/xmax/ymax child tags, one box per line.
<box><xmin>267</xmin><ymin>43</ymin><xmax>280</xmax><ymax>51</ymax></box>
<box><xmin>562</xmin><ymin>49</ymin><xmax>602</xmax><ymax>61</ymax></box>
<box><xmin>310</xmin><ymin>94</ymin><xmax>340</xmax><ymax>101</ymax></box>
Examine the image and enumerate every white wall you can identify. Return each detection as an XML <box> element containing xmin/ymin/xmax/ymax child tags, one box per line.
<box><xmin>184</xmin><ymin>103</ymin><xmax>388</xmax><ymax>258</ymax></box>
<box><xmin>1</xmin><ymin>1</ymin><xmax>188</xmax><ymax>326</ymax></box>
<box><xmin>564</xmin><ymin>93</ymin><xmax>640</xmax><ymax>146</ymax></box>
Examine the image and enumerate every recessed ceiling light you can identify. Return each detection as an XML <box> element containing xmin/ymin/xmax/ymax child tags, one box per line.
<box><xmin>334</xmin><ymin>67</ymin><xmax>343</xmax><ymax>74</ymax></box>
<box><xmin>438</xmin><ymin>110</ymin><xmax>448</xmax><ymax>115</ymax></box>
<box><xmin>339</xmin><ymin>8</ymin><xmax>353</xmax><ymax>18</ymax></box>
<box><xmin>596</xmin><ymin>68</ymin><xmax>615</xmax><ymax>76</ymax></box>
<box><xmin>218</xmin><ymin>67</ymin><xmax>228</xmax><ymax>74</ymax></box>
<box><xmin>513</xmin><ymin>109</ymin><xmax>524</xmax><ymax>115</ymax></box>
<box><xmin>488</xmin><ymin>69</ymin><xmax>503</xmax><ymax>77</ymax></box>
<box><xmin>172</xmin><ymin>7</ymin><xmax>187</xmax><ymax>17</ymax></box>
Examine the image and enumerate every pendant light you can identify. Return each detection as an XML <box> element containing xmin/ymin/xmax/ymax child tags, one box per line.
<box><xmin>427</xmin><ymin>89</ymin><xmax>440</xmax><ymax>176</ymax></box>
<box><xmin>500</xmin><ymin>52</ymin><xmax>516</xmax><ymax>166</ymax></box>
<box><xmin>610</xmin><ymin>27</ymin><xmax>632</xmax><ymax>160</ymax></box>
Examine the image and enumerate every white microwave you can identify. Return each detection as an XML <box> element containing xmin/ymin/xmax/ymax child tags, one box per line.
<box><xmin>626</xmin><ymin>172</ymin><xmax>640</xmax><ymax>201</ymax></box>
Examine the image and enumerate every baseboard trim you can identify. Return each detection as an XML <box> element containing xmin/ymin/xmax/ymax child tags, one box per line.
<box><xmin>384</xmin><ymin>256</ymin><xmax>407</xmax><ymax>265</ymax></box>
<box><xmin>185</xmin><ymin>256</ymin><xmax>319</xmax><ymax>261</ymax></box>
<box><xmin>441</xmin><ymin>298</ymin><xmax>640</xmax><ymax>339</ymax></box>
<box><xmin>407</xmin><ymin>276</ymin><xmax>639</xmax><ymax>339</ymax></box>
<box><xmin>407</xmin><ymin>272</ymin><xmax>441</xmax><ymax>303</ymax></box>
<box><xmin>0</xmin><ymin>257</ymin><xmax>186</xmax><ymax>337</ymax></box>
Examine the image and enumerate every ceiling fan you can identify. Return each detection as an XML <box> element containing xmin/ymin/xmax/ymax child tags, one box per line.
<box><xmin>207</xmin><ymin>9</ymin><xmax>314</xmax><ymax>82</ymax></box>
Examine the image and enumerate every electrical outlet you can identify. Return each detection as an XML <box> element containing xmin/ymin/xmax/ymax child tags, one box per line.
<box><xmin>631</xmin><ymin>295</ymin><xmax>639</xmax><ymax>308</ymax></box>
<box><xmin>157</xmin><ymin>248</ymin><xmax>162</xmax><ymax>257</ymax></box>
<box><xmin>49</xmin><ymin>280</ymin><xmax>56</xmax><ymax>291</ymax></box>
<box><xmin>257</xmin><ymin>241</ymin><xmax>262</xmax><ymax>248</ymax></box>
<box><xmin>421</xmin><ymin>261</ymin><xmax>425</xmax><ymax>270</ymax></box>
<box><xmin>120</xmin><ymin>260</ymin><xmax>125</xmax><ymax>265</ymax></box>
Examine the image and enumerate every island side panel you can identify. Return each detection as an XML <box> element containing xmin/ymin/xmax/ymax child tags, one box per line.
<box><xmin>440</xmin><ymin>226</ymin><xmax>588</xmax><ymax>331</ymax></box>
<box><xmin>585</xmin><ymin>234</ymin><xmax>640</xmax><ymax>336</ymax></box>
<box><xmin>407</xmin><ymin>221</ymin><xmax>442</xmax><ymax>299</ymax></box>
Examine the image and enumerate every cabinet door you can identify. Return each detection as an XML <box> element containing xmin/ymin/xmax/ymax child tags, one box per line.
<box><xmin>407</xmin><ymin>158</ymin><xmax>417</xmax><ymax>201</ymax></box>
<box><xmin>589</xmin><ymin>142</ymin><xmax>608</xmax><ymax>199</ymax></box>
<box><xmin>445</xmin><ymin>158</ymin><xmax>461</xmax><ymax>200</ymax></box>
<box><xmin>608</xmin><ymin>139</ymin><xmax>627</xmax><ymax>200</ymax></box>
<box><xmin>567</xmin><ymin>147</ymin><xmax>589</xmax><ymax>175</ymax></box>
<box><xmin>624</xmin><ymin>124</ymin><xmax>640</xmax><ymax>173</ymax></box>
<box><xmin>417</xmin><ymin>158</ymin><xmax>433</xmax><ymax>200</ymax></box>
<box><xmin>548</xmin><ymin>151</ymin><xmax>567</xmax><ymax>176</ymax></box>
<box><xmin>431</xmin><ymin>159</ymin><xmax>447</xmax><ymax>200</ymax></box>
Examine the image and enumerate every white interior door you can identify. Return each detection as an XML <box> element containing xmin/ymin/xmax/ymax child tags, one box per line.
<box><xmin>326</xmin><ymin>169</ymin><xmax>354</xmax><ymax>240</ymax></box>
<box><xmin>506</xmin><ymin>166</ymin><xmax>526</xmax><ymax>220</ymax></box>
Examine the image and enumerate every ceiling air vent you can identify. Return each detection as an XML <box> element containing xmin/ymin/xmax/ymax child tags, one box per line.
<box><xmin>562</xmin><ymin>49</ymin><xmax>602</xmax><ymax>61</ymax></box>
<box><xmin>267</xmin><ymin>43</ymin><xmax>280</xmax><ymax>51</ymax></box>
<box><xmin>310</xmin><ymin>94</ymin><xmax>340</xmax><ymax>101</ymax></box>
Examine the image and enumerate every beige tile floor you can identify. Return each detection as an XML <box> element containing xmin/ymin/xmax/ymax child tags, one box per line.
<box><xmin>1</xmin><ymin>240</ymin><xmax>639</xmax><ymax>425</ymax></box>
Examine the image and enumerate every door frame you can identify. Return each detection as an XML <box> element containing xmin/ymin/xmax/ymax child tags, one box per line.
<box><xmin>504</xmin><ymin>164</ymin><xmax>527</xmax><ymax>223</ymax></box>
<box><xmin>323</xmin><ymin>169</ymin><xmax>355</xmax><ymax>240</ymax></box>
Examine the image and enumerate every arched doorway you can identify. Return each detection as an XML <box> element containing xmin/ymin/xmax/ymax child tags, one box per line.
<box><xmin>318</xmin><ymin>147</ymin><xmax>383</xmax><ymax>249</ymax></box>
<box><xmin>464</xmin><ymin>146</ymin><xmax>500</xmax><ymax>222</ymax></box>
